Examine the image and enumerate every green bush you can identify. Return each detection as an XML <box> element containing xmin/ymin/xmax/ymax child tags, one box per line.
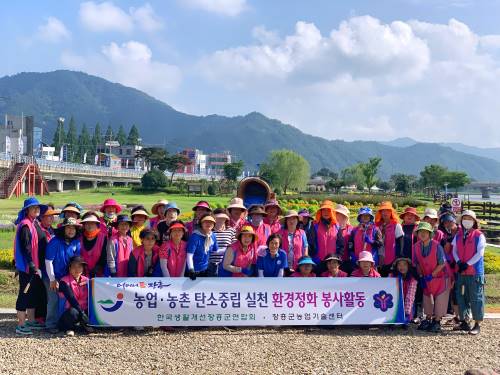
<box><xmin>141</xmin><ymin>169</ymin><xmax>167</xmax><ymax>191</ymax></box>
<box><xmin>485</xmin><ymin>251</ymin><xmax>500</xmax><ymax>274</ymax></box>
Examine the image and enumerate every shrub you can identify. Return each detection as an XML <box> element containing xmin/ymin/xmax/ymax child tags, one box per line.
<box><xmin>485</xmin><ymin>250</ymin><xmax>500</xmax><ymax>274</ymax></box>
<box><xmin>141</xmin><ymin>169</ymin><xmax>167</xmax><ymax>191</ymax></box>
<box><xmin>0</xmin><ymin>249</ymin><xmax>13</xmax><ymax>269</ymax></box>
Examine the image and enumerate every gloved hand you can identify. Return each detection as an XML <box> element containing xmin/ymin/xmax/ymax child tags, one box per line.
<box><xmin>458</xmin><ymin>261</ymin><xmax>468</xmax><ymax>273</ymax></box>
<box><xmin>188</xmin><ymin>270</ymin><xmax>197</xmax><ymax>280</ymax></box>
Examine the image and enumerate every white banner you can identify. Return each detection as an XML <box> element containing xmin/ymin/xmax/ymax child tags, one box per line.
<box><xmin>89</xmin><ymin>277</ymin><xmax>405</xmax><ymax>327</ymax></box>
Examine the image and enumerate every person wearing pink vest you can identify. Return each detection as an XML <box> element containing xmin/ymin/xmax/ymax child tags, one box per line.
<box><xmin>14</xmin><ymin>197</ymin><xmax>46</xmax><ymax>335</ymax></box>
<box><xmin>279</xmin><ymin>210</ymin><xmax>308</xmax><ymax>273</ymax></box>
<box><xmin>99</xmin><ymin>198</ymin><xmax>121</xmax><ymax>237</ymax></box>
<box><xmin>246</xmin><ymin>205</ymin><xmax>271</xmax><ymax>253</ymax></box>
<box><xmin>390</xmin><ymin>257</ymin><xmax>418</xmax><ymax>323</ymax></box>
<box><xmin>128</xmin><ymin>229</ymin><xmax>162</xmax><ymax>277</ymax></box>
<box><xmin>348</xmin><ymin>207</ymin><xmax>383</xmax><ymax>274</ymax></box>
<box><xmin>186</xmin><ymin>201</ymin><xmax>212</xmax><ymax>235</ymax></box>
<box><xmin>375</xmin><ymin>201</ymin><xmax>404</xmax><ymax>277</ymax></box>
<box><xmin>264</xmin><ymin>199</ymin><xmax>282</xmax><ymax>234</ymax></box>
<box><xmin>413</xmin><ymin>222</ymin><xmax>450</xmax><ymax>333</ymax></box>
<box><xmin>423</xmin><ymin>208</ymin><xmax>445</xmax><ymax>244</ymax></box>
<box><xmin>227</xmin><ymin>197</ymin><xmax>247</xmax><ymax>232</ymax></box>
<box><xmin>106</xmin><ymin>215</ymin><xmax>133</xmax><ymax>277</ymax></box>
<box><xmin>159</xmin><ymin>221</ymin><xmax>188</xmax><ymax>277</ymax></box>
<box><xmin>313</xmin><ymin>200</ymin><xmax>339</xmax><ymax>266</ymax></box>
<box><xmin>320</xmin><ymin>254</ymin><xmax>347</xmax><ymax>277</ymax></box>
<box><xmin>80</xmin><ymin>212</ymin><xmax>107</xmax><ymax>278</ymax></box>
<box><xmin>334</xmin><ymin>204</ymin><xmax>353</xmax><ymax>272</ymax></box>
<box><xmin>220</xmin><ymin>226</ymin><xmax>256</xmax><ymax>277</ymax></box>
<box><xmin>57</xmin><ymin>256</ymin><xmax>92</xmax><ymax>336</ymax></box>
<box><xmin>452</xmin><ymin>210</ymin><xmax>485</xmax><ymax>335</ymax></box>
<box><xmin>350</xmin><ymin>251</ymin><xmax>381</xmax><ymax>277</ymax></box>
<box><xmin>149</xmin><ymin>199</ymin><xmax>169</xmax><ymax>230</ymax></box>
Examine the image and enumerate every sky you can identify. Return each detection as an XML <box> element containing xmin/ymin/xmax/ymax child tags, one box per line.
<box><xmin>2</xmin><ymin>0</ymin><xmax>500</xmax><ymax>147</ymax></box>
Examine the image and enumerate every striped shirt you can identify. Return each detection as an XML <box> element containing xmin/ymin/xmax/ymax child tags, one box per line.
<box><xmin>211</xmin><ymin>227</ymin><xmax>236</xmax><ymax>264</ymax></box>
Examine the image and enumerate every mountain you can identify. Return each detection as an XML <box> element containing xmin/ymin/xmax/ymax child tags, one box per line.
<box><xmin>1</xmin><ymin>70</ymin><xmax>500</xmax><ymax>181</ymax></box>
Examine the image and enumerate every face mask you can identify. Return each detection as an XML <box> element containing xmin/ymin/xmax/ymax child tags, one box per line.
<box><xmin>104</xmin><ymin>212</ymin><xmax>116</xmax><ymax>220</ymax></box>
<box><xmin>462</xmin><ymin>220</ymin><xmax>474</xmax><ymax>230</ymax></box>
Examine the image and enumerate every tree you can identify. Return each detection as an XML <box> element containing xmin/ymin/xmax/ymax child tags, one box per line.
<box><xmin>259</xmin><ymin>149</ymin><xmax>310</xmax><ymax>194</ymax></box>
<box><xmin>378</xmin><ymin>180</ymin><xmax>394</xmax><ymax>192</ymax></box>
<box><xmin>313</xmin><ymin>167</ymin><xmax>338</xmax><ymax>180</ymax></box>
<box><xmin>116</xmin><ymin>125</ymin><xmax>127</xmax><ymax>146</ymax></box>
<box><xmin>77</xmin><ymin>124</ymin><xmax>92</xmax><ymax>163</ymax></box>
<box><xmin>92</xmin><ymin>123</ymin><xmax>102</xmax><ymax>148</ymax></box>
<box><xmin>391</xmin><ymin>173</ymin><xmax>417</xmax><ymax>195</ymax></box>
<box><xmin>164</xmin><ymin>153</ymin><xmax>192</xmax><ymax>184</ymax></box>
<box><xmin>141</xmin><ymin>169</ymin><xmax>167</xmax><ymax>190</ymax></box>
<box><xmin>104</xmin><ymin>125</ymin><xmax>114</xmax><ymax>143</ymax></box>
<box><xmin>66</xmin><ymin>117</ymin><xmax>78</xmax><ymax>162</ymax></box>
<box><xmin>127</xmin><ymin>124</ymin><xmax>141</xmax><ymax>145</ymax></box>
<box><xmin>341</xmin><ymin>164</ymin><xmax>365</xmax><ymax>189</ymax></box>
<box><xmin>360</xmin><ymin>157</ymin><xmax>382</xmax><ymax>193</ymax></box>
<box><xmin>444</xmin><ymin>171</ymin><xmax>471</xmax><ymax>192</ymax></box>
<box><xmin>420</xmin><ymin>164</ymin><xmax>448</xmax><ymax>190</ymax></box>
<box><xmin>223</xmin><ymin>161</ymin><xmax>244</xmax><ymax>182</ymax></box>
<box><xmin>325</xmin><ymin>178</ymin><xmax>344</xmax><ymax>194</ymax></box>
<box><xmin>52</xmin><ymin>118</ymin><xmax>65</xmax><ymax>156</ymax></box>
<box><xmin>136</xmin><ymin>147</ymin><xmax>168</xmax><ymax>171</ymax></box>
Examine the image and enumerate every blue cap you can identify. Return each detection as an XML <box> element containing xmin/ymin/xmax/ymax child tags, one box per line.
<box><xmin>16</xmin><ymin>197</ymin><xmax>46</xmax><ymax>225</ymax></box>
<box><xmin>441</xmin><ymin>214</ymin><xmax>456</xmax><ymax>223</ymax></box>
<box><xmin>357</xmin><ymin>206</ymin><xmax>374</xmax><ymax>222</ymax></box>
<box><xmin>297</xmin><ymin>256</ymin><xmax>316</xmax><ymax>266</ymax></box>
<box><xmin>166</xmin><ymin>202</ymin><xmax>180</xmax><ymax>214</ymax></box>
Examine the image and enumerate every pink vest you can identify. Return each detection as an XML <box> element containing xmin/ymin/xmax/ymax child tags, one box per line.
<box><xmin>99</xmin><ymin>217</ymin><xmax>117</xmax><ymax>237</ymax></box>
<box><xmin>320</xmin><ymin>270</ymin><xmax>347</xmax><ymax>278</ymax></box>
<box><xmin>377</xmin><ymin>222</ymin><xmax>396</xmax><ymax>265</ymax></box>
<box><xmin>230</xmin><ymin>242</ymin><xmax>254</xmax><ymax>277</ymax></box>
<box><xmin>80</xmin><ymin>233</ymin><xmax>106</xmax><ymax>276</ymax></box>
<box><xmin>264</xmin><ymin>217</ymin><xmax>282</xmax><ymax>234</ymax></box>
<box><xmin>18</xmin><ymin>218</ymin><xmax>39</xmax><ymax>270</ymax></box>
<box><xmin>351</xmin><ymin>267</ymin><xmax>381</xmax><ymax>277</ymax></box>
<box><xmin>315</xmin><ymin>221</ymin><xmax>338</xmax><ymax>260</ymax></box>
<box><xmin>340</xmin><ymin>225</ymin><xmax>353</xmax><ymax>261</ymax></box>
<box><xmin>414</xmin><ymin>240</ymin><xmax>447</xmax><ymax>296</ymax></box>
<box><xmin>229</xmin><ymin>218</ymin><xmax>245</xmax><ymax>232</ymax></box>
<box><xmin>159</xmin><ymin>240</ymin><xmax>187</xmax><ymax>277</ymax></box>
<box><xmin>59</xmin><ymin>274</ymin><xmax>89</xmax><ymax>311</ymax></box>
<box><xmin>131</xmin><ymin>245</ymin><xmax>160</xmax><ymax>277</ymax></box>
<box><xmin>249</xmin><ymin>222</ymin><xmax>271</xmax><ymax>248</ymax></box>
<box><xmin>433</xmin><ymin>229</ymin><xmax>444</xmax><ymax>243</ymax></box>
<box><xmin>455</xmin><ymin>228</ymin><xmax>482</xmax><ymax>276</ymax></box>
<box><xmin>291</xmin><ymin>271</ymin><xmax>316</xmax><ymax>277</ymax></box>
<box><xmin>279</xmin><ymin>228</ymin><xmax>306</xmax><ymax>269</ymax></box>
<box><xmin>185</xmin><ymin>221</ymin><xmax>195</xmax><ymax>235</ymax></box>
<box><xmin>353</xmin><ymin>225</ymin><xmax>374</xmax><ymax>258</ymax></box>
<box><xmin>113</xmin><ymin>234</ymin><xmax>133</xmax><ymax>277</ymax></box>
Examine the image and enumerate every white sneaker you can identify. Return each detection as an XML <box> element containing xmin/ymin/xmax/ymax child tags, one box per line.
<box><xmin>65</xmin><ymin>330</ymin><xmax>75</xmax><ymax>337</ymax></box>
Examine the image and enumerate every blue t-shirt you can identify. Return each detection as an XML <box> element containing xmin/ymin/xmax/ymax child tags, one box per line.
<box><xmin>186</xmin><ymin>232</ymin><xmax>218</xmax><ymax>272</ymax></box>
<box><xmin>257</xmin><ymin>249</ymin><xmax>288</xmax><ymax>277</ymax></box>
<box><xmin>45</xmin><ymin>237</ymin><xmax>81</xmax><ymax>280</ymax></box>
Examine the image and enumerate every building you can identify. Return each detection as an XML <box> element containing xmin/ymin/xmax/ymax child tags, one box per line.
<box><xmin>40</xmin><ymin>145</ymin><xmax>58</xmax><ymax>161</ymax></box>
<box><xmin>177</xmin><ymin>148</ymin><xmax>232</xmax><ymax>176</ymax></box>
<box><xmin>207</xmin><ymin>151</ymin><xmax>231</xmax><ymax>176</ymax></box>
<box><xmin>96</xmin><ymin>143</ymin><xmax>144</xmax><ymax>170</ymax></box>
<box><xmin>96</xmin><ymin>153</ymin><xmax>122</xmax><ymax>169</ymax></box>
<box><xmin>1</xmin><ymin>114</ymin><xmax>35</xmax><ymax>155</ymax></box>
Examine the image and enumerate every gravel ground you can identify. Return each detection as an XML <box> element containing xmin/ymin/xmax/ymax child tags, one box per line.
<box><xmin>0</xmin><ymin>317</ymin><xmax>499</xmax><ymax>375</ymax></box>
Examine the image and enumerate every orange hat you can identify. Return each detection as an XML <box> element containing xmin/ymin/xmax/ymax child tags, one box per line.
<box><xmin>375</xmin><ymin>201</ymin><xmax>398</xmax><ymax>225</ymax></box>
<box><xmin>315</xmin><ymin>200</ymin><xmax>337</xmax><ymax>224</ymax></box>
<box><xmin>399</xmin><ymin>207</ymin><xmax>421</xmax><ymax>221</ymax></box>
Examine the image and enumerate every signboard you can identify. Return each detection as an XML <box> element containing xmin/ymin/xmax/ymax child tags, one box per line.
<box><xmin>89</xmin><ymin>278</ymin><xmax>405</xmax><ymax>327</ymax></box>
<box><xmin>451</xmin><ymin>197</ymin><xmax>462</xmax><ymax>214</ymax></box>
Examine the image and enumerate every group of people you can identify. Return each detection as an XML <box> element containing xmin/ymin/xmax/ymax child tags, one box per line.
<box><xmin>13</xmin><ymin>195</ymin><xmax>486</xmax><ymax>336</ymax></box>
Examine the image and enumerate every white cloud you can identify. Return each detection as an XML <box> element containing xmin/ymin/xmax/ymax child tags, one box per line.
<box><xmin>183</xmin><ymin>0</ymin><xmax>248</xmax><ymax>16</ymax></box>
<box><xmin>61</xmin><ymin>41</ymin><xmax>181</xmax><ymax>100</ymax></box>
<box><xmin>79</xmin><ymin>2</ymin><xmax>163</xmax><ymax>33</ymax></box>
<box><xmin>37</xmin><ymin>17</ymin><xmax>71</xmax><ymax>43</ymax></box>
<box><xmin>197</xmin><ymin>15</ymin><xmax>500</xmax><ymax>146</ymax></box>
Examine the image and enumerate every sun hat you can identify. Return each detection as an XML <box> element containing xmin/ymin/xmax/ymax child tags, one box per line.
<box><xmin>323</xmin><ymin>253</ymin><xmax>342</xmax><ymax>263</ymax></box>
<box><xmin>297</xmin><ymin>256</ymin><xmax>316</xmax><ymax>267</ymax></box>
<box><xmin>399</xmin><ymin>207</ymin><xmax>420</xmax><ymax>221</ymax></box>
<box><xmin>416</xmin><ymin>221</ymin><xmax>433</xmax><ymax>234</ymax></box>
<box><xmin>298</xmin><ymin>209</ymin><xmax>311</xmax><ymax>218</ymax></box>
<box><xmin>264</xmin><ymin>199</ymin><xmax>282</xmax><ymax>214</ymax></box>
<box><xmin>100</xmin><ymin>199</ymin><xmax>122</xmax><ymax>214</ymax></box>
<box><xmin>460</xmin><ymin>209</ymin><xmax>477</xmax><ymax>223</ymax></box>
<box><xmin>392</xmin><ymin>257</ymin><xmax>412</xmax><ymax>269</ymax></box>
<box><xmin>423</xmin><ymin>208</ymin><xmax>438</xmax><ymax>220</ymax></box>
<box><xmin>375</xmin><ymin>201</ymin><xmax>398</xmax><ymax>224</ymax></box>
<box><xmin>315</xmin><ymin>200</ymin><xmax>337</xmax><ymax>223</ymax></box>
<box><xmin>80</xmin><ymin>212</ymin><xmax>101</xmax><ymax>225</ymax></box>
<box><xmin>237</xmin><ymin>225</ymin><xmax>258</xmax><ymax>243</ymax></box>
<box><xmin>59</xmin><ymin>217</ymin><xmax>82</xmax><ymax>228</ymax></box>
<box><xmin>248</xmin><ymin>204</ymin><xmax>267</xmax><ymax>216</ymax></box>
<box><xmin>168</xmin><ymin>221</ymin><xmax>187</xmax><ymax>234</ymax></box>
<box><xmin>357</xmin><ymin>251</ymin><xmax>375</xmax><ymax>264</ymax></box>
<box><xmin>151</xmin><ymin>200</ymin><xmax>169</xmax><ymax>215</ymax></box>
<box><xmin>192</xmin><ymin>200</ymin><xmax>212</xmax><ymax>212</ymax></box>
<box><xmin>165</xmin><ymin>202</ymin><xmax>180</xmax><ymax>215</ymax></box>
<box><xmin>441</xmin><ymin>214</ymin><xmax>456</xmax><ymax>223</ymax></box>
<box><xmin>213</xmin><ymin>208</ymin><xmax>230</xmax><ymax>222</ymax></box>
<box><xmin>131</xmin><ymin>205</ymin><xmax>150</xmax><ymax>218</ymax></box>
<box><xmin>21</xmin><ymin>197</ymin><xmax>43</xmax><ymax>211</ymax></box>
<box><xmin>112</xmin><ymin>214</ymin><xmax>133</xmax><ymax>227</ymax></box>
<box><xmin>357</xmin><ymin>207</ymin><xmax>374</xmax><ymax>222</ymax></box>
<box><xmin>227</xmin><ymin>197</ymin><xmax>246</xmax><ymax>211</ymax></box>
<box><xmin>280</xmin><ymin>210</ymin><xmax>299</xmax><ymax>225</ymax></box>
<box><xmin>39</xmin><ymin>205</ymin><xmax>60</xmax><ymax>217</ymax></box>
<box><xmin>199</xmin><ymin>214</ymin><xmax>216</xmax><ymax>224</ymax></box>
<box><xmin>62</xmin><ymin>204</ymin><xmax>81</xmax><ymax>215</ymax></box>
<box><xmin>68</xmin><ymin>256</ymin><xmax>87</xmax><ymax>267</ymax></box>
<box><xmin>334</xmin><ymin>204</ymin><xmax>350</xmax><ymax>219</ymax></box>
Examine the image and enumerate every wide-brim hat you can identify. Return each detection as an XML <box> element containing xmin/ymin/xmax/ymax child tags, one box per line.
<box><xmin>151</xmin><ymin>200</ymin><xmax>169</xmax><ymax>215</ymax></box>
<box><xmin>323</xmin><ymin>253</ymin><xmax>342</xmax><ymax>263</ymax></box>
<box><xmin>227</xmin><ymin>197</ymin><xmax>247</xmax><ymax>211</ymax></box>
<box><xmin>131</xmin><ymin>209</ymin><xmax>150</xmax><ymax>218</ymax></box>
<box><xmin>40</xmin><ymin>206</ymin><xmax>60</xmax><ymax>217</ymax></box>
<box><xmin>423</xmin><ymin>208</ymin><xmax>438</xmax><ymax>220</ymax></box>
<box><xmin>80</xmin><ymin>212</ymin><xmax>101</xmax><ymax>225</ymax></box>
<box><xmin>392</xmin><ymin>257</ymin><xmax>412</xmax><ymax>269</ymax></box>
<box><xmin>200</xmin><ymin>214</ymin><xmax>216</xmax><ymax>224</ymax></box>
<box><xmin>165</xmin><ymin>202</ymin><xmax>180</xmax><ymax>215</ymax></box>
<box><xmin>298</xmin><ymin>209</ymin><xmax>311</xmax><ymax>218</ymax></box>
<box><xmin>237</xmin><ymin>225</ymin><xmax>258</xmax><ymax>243</ymax></box>
<box><xmin>214</xmin><ymin>211</ymin><xmax>230</xmax><ymax>221</ymax></box>
<box><xmin>460</xmin><ymin>209</ymin><xmax>477</xmax><ymax>223</ymax></box>
<box><xmin>248</xmin><ymin>205</ymin><xmax>267</xmax><ymax>216</ymax></box>
<box><xmin>416</xmin><ymin>221</ymin><xmax>433</xmax><ymax>234</ymax></box>
<box><xmin>100</xmin><ymin>199</ymin><xmax>122</xmax><ymax>214</ymax></box>
<box><xmin>112</xmin><ymin>214</ymin><xmax>133</xmax><ymax>227</ymax></box>
<box><xmin>400</xmin><ymin>207</ymin><xmax>420</xmax><ymax>221</ymax></box>
<box><xmin>357</xmin><ymin>251</ymin><xmax>375</xmax><ymax>264</ymax></box>
<box><xmin>193</xmin><ymin>201</ymin><xmax>212</xmax><ymax>212</ymax></box>
<box><xmin>22</xmin><ymin>197</ymin><xmax>42</xmax><ymax>211</ymax></box>
<box><xmin>357</xmin><ymin>207</ymin><xmax>374</xmax><ymax>222</ymax></box>
<box><xmin>264</xmin><ymin>199</ymin><xmax>282</xmax><ymax>214</ymax></box>
<box><xmin>298</xmin><ymin>256</ymin><xmax>316</xmax><ymax>267</ymax></box>
<box><xmin>62</xmin><ymin>205</ymin><xmax>81</xmax><ymax>215</ymax></box>
<box><xmin>315</xmin><ymin>200</ymin><xmax>337</xmax><ymax>224</ymax></box>
<box><xmin>280</xmin><ymin>210</ymin><xmax>299</xmax><ymax>224</ymax></box>
<box><xmin>334</xmin><ymin>204</ymin><xmax>350</xmax><ymax>219</ymax></box>
<box><xmin>375</xmin><ymin>201</ymin><xmax>398</xmax><ymax>224</ymax></box>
